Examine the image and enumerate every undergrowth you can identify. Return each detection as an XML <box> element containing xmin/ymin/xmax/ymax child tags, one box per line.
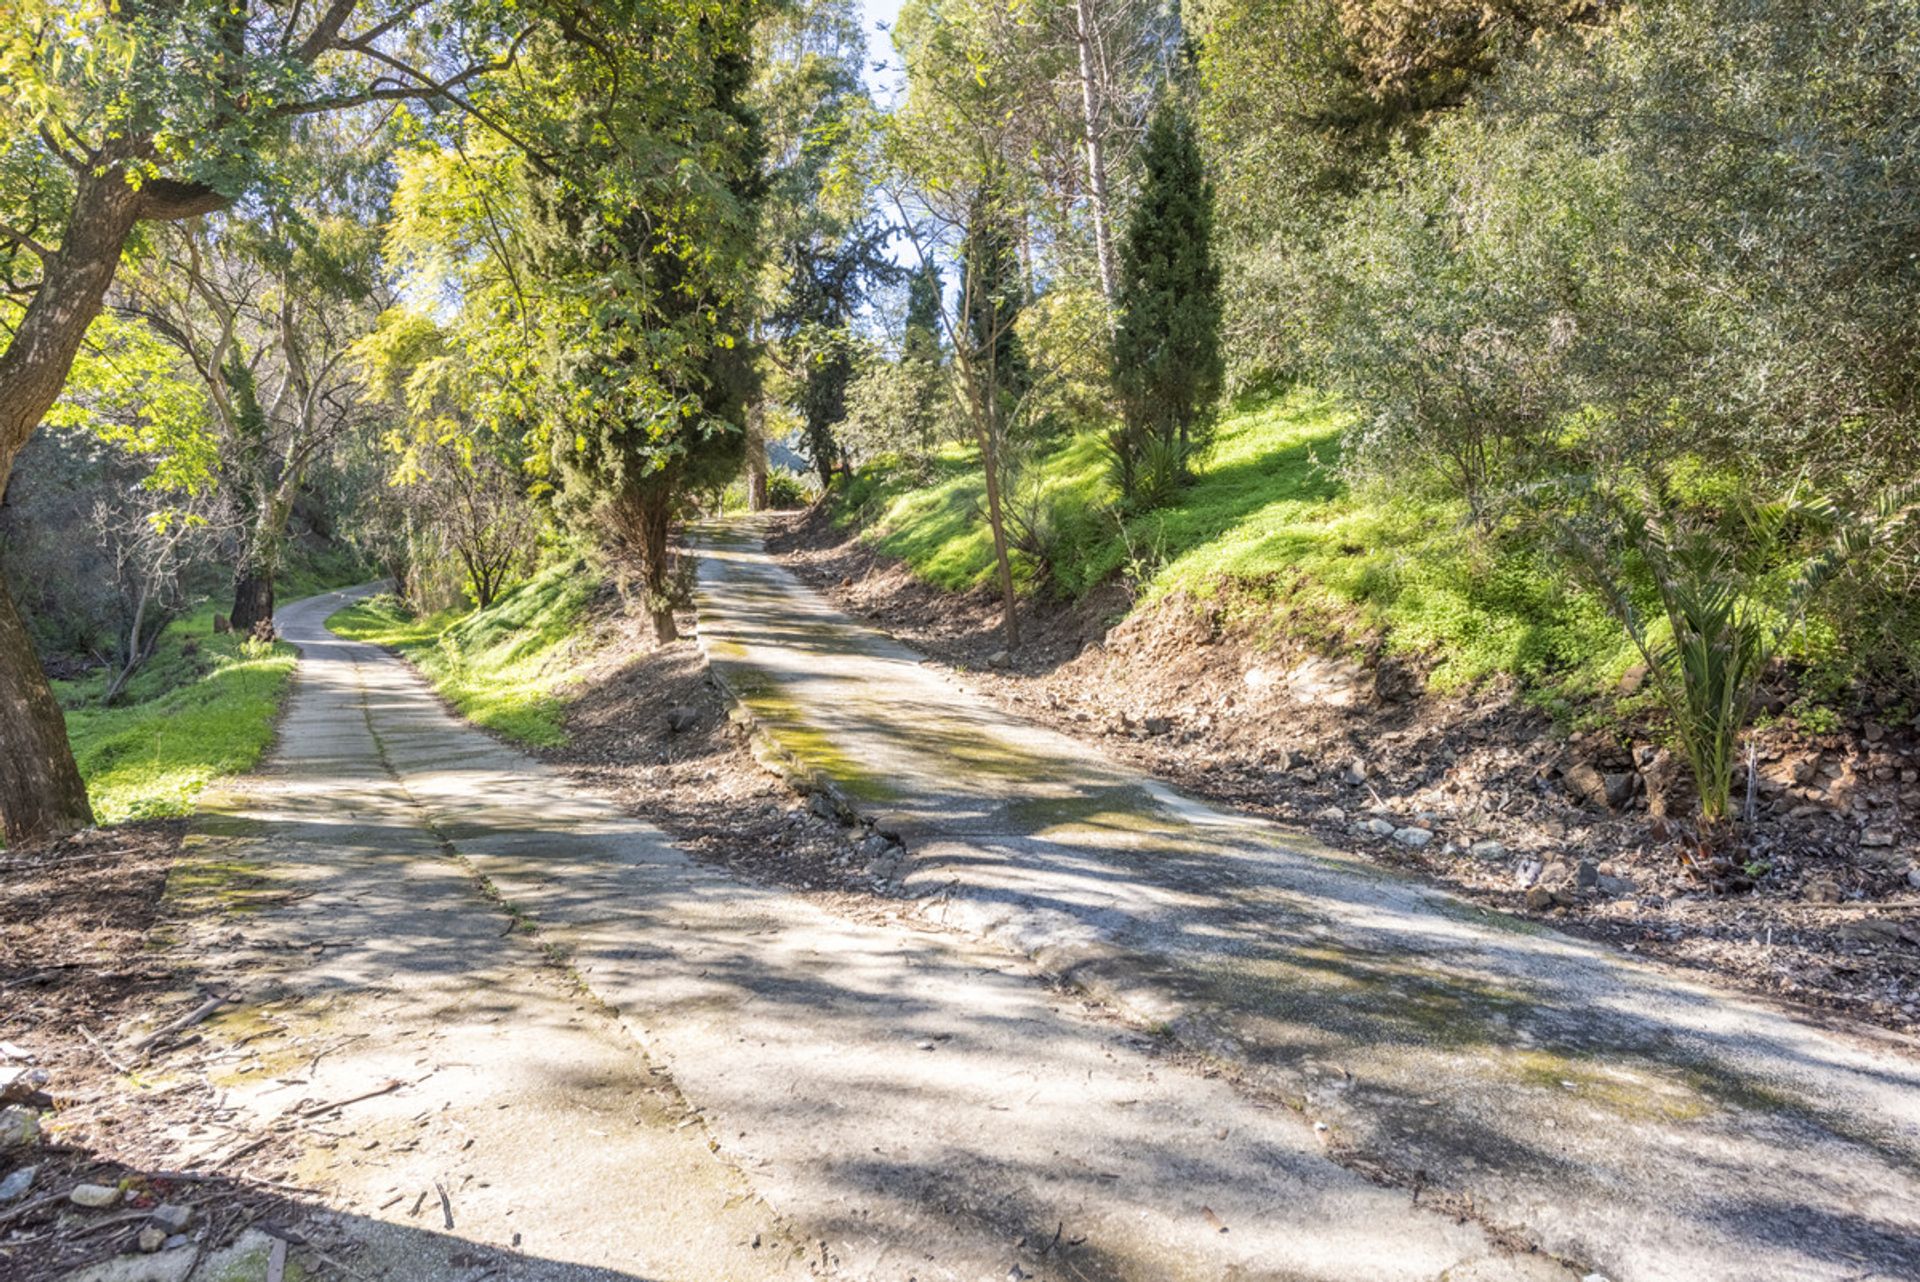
<box><xmin>833</xmin><ymin>388</ymin><xmax>1638</xmax><ymax>697</ymax></box>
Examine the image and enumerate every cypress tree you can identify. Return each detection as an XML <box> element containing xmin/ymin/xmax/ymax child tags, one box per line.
<box><xmin>1111</xmin><ymin>97</ymin><xmax>1223</xmax><ymax>504</ymax></box>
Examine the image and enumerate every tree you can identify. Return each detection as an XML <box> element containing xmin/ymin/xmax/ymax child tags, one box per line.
<box><xmin>523</xmin><ymin>4</ymin><xmax>769</xmax><ymax>641</ymax></box>
<box><xmin>353</xmin><ymin>309</ymin><xmax>537</xmax><ymax>610</ymax></box>
<box><xmin>771</xmin><ymin>221</ymin><xmax>901</xmax><ymax>487</ymax></box>
<box><xmin>751</xmin><ymin>0</ymin><xmax>895</xmax><ymax>492</ymax></box>
<box><xmin>0</xmin><ymin>0</ymin><xmax>510</xmax><ymax>844</ymax></box>
<box><xmin>117</xmin><ymin>203</ymin><xmax>384</xmax><ymax>634</ymax></box>
<box><xmin>1110</xmin><ymin>96</ymin><xmax>1223</xmax><ymax>504</ymax></box>
<box><xmin>956</xmin><ymin>179</ymin><xmax>1030</xmax><ymax>647</ymax></box>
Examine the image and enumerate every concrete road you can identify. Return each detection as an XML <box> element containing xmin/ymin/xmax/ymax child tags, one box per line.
<box><xmin>692</xmin><ymin>519</ymin><xmax>1920</xmax><ymax>1282</ymax></box>
<box><xmin>159</xmin><ymin>584</ymin><xmax>1573</xmax><ymax>1282</ymax></box>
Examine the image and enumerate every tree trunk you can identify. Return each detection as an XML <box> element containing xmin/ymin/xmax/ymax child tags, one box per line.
<box><xmin>977</xmin><ymin>427</ymin><xmax>1020</xmax><ymax>652</ymax></box>
<box><xmin>0</xmin><ymin>571</ymin><xmax>95</xmax><ymax>844</ymax></box>
<box><xmin>640</xmin><ymin>496</ymin><xmax>677</xmax><ymax>643</ymax></box>
<box><xmin>1073</xmin><ymin>0</ymin><xmax>1117</xmax><ymax>303</ymax></box>
<box><xmin>0</xmin><ymin>161</ymin><xmax>146</xmax><ymax>845</ymax></box>
<box><xmin>613</xmin><ymin>480</ymin><xmax>679</xmax><ymax>643</ymax></box>
<box><xmin>231</xmin><ymin>564</ymin><xmax>276</xmax><ymax>635</ymax></box>
<box><xmin>745</xmin><ymin>404</ymin><xmax>769</xmax><ymax>512</ymax></box>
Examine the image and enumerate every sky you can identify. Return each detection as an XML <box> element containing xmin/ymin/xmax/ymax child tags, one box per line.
<box><xmin>858</xmin><ymin>0</ymin><xmax>904</xmax><ymax>105</ymax></box>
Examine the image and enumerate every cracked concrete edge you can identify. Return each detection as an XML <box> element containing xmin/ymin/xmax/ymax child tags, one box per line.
<box><xmin>694</xmin><ymin>632</ymin><xmax>867</xmax><ymax>829</ymax></box>
<box><xmin>683</xmin><ymin>612</ymin><xmax>1596</xmax><ymax>1278</ymax></box>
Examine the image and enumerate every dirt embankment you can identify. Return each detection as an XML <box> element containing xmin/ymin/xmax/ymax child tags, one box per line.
<box><xmin>531</xmin><ymin>599</ymin><xmax>900</xmax><ymax>909</ymax></box>
<box><xmin>766</xmin><ymin>506</ymin><xmax>1920</xmax><ymax>1038</ymax></box>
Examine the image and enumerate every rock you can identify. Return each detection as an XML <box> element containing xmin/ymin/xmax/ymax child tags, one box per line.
<box><xmin>1908</xmin><ymin>867</ymin><xmax>1920</xmax><ymax>890</ymax></box>
<box><xmin>1640</xmin><ymin>749</ymin><xmax>1682</xmax><ymax>818</ymax></box>
<box><xmin>1467</xmin><ymin>839</ymin><xmax>1507</xmax><ymax>860</ymax></box>
<box><xmin>1603</xmin><ymin>772</ymin><xmax>1638</xmax><ymax>809</ymax></box>
<box><xmin>1866</xmin><ymin>721</ymin><xmax>1887</xmax><ymax>743</ymax></box>
<box><xmin>1791</xmin><ymin>757</ymin><xmax>1819</xmax><ymax>786</ymax></box>
<box><xmin>1575</xmin><ymin>859</ymin><xmax>1600</xmax><ymax>890</ymax></box>
<box><xmin>1595</xmin><ymin>874</ymin><xmax>1637</xmax><ymax>898</ymax></box>
<box><xmin>149</xmin><ymin>1204</ymin><xmax>194</xmax><ymax>1232</ymax></box>
<box><xmin>986</xmin><ymin>649</ymin><xmax>1011</xmax><ymax>670</ymax></box>
<box><xmin>1562</xmin><ymin>762</ymin><xmax>1608</xmax><ymax>808</ymax></box>
<box><xmin>0</xmin><ymin>1105</ymin><xmax>38</xmax><ymax>1150</ymax></box>
<box><xmin>1363</xmin><ymin>817</ymin><xmax>1396</xmax><ymax>837</ymax></box>
<box><xmin>1861</xmin><ymin>826</ymin><xmax>1895</xmax><ymax>848</ymax></box>
<box><xmin>1142</xmin><ymin>716</ymin><xmax>1173</xmax><ymax>737</ymax></box>
<box><xmin>1343</xmin><ymin>758</ymin><xmax>1368</xmax><ymax>786</ymax></box>
<box><xmin>138</xmin><ymin>1229</ymin><xmax>168</xmax><ymax>1253</ymax></box>
<box><xmin>0</xmin><ymin>1165</ymin><xmax>34</xmax><ymax>1202</ymax></box>
<box><xmin>0</xmin><ymin>1066</ymin><xmax>51</xmax><ymax>1110</ymax></box>
<box><xmin>1838</xmin><ymin>918</ymin><xmax>1900</xmax><ymax>948</ymax></box>
<box><xmin>1243</xmin><ymin>667</ymin><xmax>1276</xmax><ymax>691</ymax></box>
<box><xmin>665</xmin><ymin>705</ymin><xmax>699</xmax><ymax>734</ymax></box>
<box><xmin>1524</xmin><ymin>886</ymin><xmax>1559</xmax><ymax>912</ymax></box>
<box><xmin>1372</xmin><ymin>658</ymin><xmax>1420</xmax><ymax>703</ymax></box>
<box><xmin>1617</xmin><ymin>663</ymin><xmax>1648</xmax><ymax>695</ymax></box>
<box><xmin>1313</xmin><ymin>806</ymin><xmax>1346</xmax><ymax>824</ymax></box>
<box><xmin>856</xmin><ymin>832</ymin><xmax>892</xmax><ymax>860</ymax></box>
<box><xmin>1804</xmin><ymin>879</ymin><xmax>1844</xmax><ymax>904</ymax></box>
<box><xmin>1540</xmin><ymin>859</ymin><xmax>1573</xmax><ymax>888</ymax></box>
<box><xmin>1515</xmin><ymin>859</ymin><xmax>1544</xmax><ymax>887</ymax></box>
<box><xmin>70</xmin><ymin>1182</ymin><xmax>121</xmax><ymax>1209</ymax></box>
<box><xmin>807</xmin><ymin>792</ymin><xmax>840</xmax><ymax>822</ymax></box>
<box><xmin>1392</xmin><ymin>826</ymin><xmax>1433</xmax><ymax>848</ymax></box>
<box><xmin>162</xmin><ymin>1236</ymin><xmax>191</xmax><ymax>1251</ymax></box>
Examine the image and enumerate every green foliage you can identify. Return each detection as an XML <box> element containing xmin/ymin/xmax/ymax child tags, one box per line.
<box><xmin>1111</xmin><ymin>98</ymin><xmax>1224</xmax><ymax>504</ymax></box>
<box><xmin>328</xmin><ymin>560</ymin><xmax>599</xmax><ymax>746</ymax></box>
<box><xmin>1550</xmin><ymin>480</ymin><xmax>1920</xmax><ymax>825</ymax></box>
<box><xmin>835</xmin><ymin>388</ymin><xmax>1635</xmax><ymax>693</ymax></box>
<box><xmin>765</xmin><ymin>470</ymin><xmax>813</xmax><ymax>510</ymax></box>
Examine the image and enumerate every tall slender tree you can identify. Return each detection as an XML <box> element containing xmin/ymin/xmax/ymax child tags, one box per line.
<box><xmin>1110</xmin><ymin>96</ymin><xmax>1223</xmax><ymax>502</ymax></box>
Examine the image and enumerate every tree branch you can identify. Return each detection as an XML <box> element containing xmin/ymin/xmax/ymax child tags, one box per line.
<box><xmin>0</xmin><ymin>222</ymin><xmax>51</xmax><ymax>262</ymax></box>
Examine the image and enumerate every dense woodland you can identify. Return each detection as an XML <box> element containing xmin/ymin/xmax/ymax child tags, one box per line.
<box><xmin>2</xmin><ymin>0</ymin><xmax>1918</xmax><ymax>849</ymax></box>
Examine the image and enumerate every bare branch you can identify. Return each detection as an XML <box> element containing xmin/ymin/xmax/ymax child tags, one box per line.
<box><xmin>0</xmin><ymin>222</ymin><xmax>51</xmax><ymax>262</ymax></box>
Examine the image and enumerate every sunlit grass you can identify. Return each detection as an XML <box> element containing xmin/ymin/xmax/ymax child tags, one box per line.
<box><xmin>56</xmin><ymin>603</ymin><xmax>297</xmax><ymax>824</ymax></box>
<box><xmin>327</xmin><ymin>560</ymin><xmax>598</xmax><ymax>746</ymax></box>
<box><xmin>833</xmin><ymin>388</ymin><xmax>1637</xmax><ymax>697</ymax></box>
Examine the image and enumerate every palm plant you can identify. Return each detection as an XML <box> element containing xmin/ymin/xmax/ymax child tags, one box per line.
<box><xmin>1554</xmin><ymin>479</ymin><xmax>1920</xmax><ymax>831</ymax></box>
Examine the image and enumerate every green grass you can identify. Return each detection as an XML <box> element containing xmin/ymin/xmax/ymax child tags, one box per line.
<box><xmin>280</xmin><ymin>542</ymin><xmax>377</xmax><ymax>602</ymax></box>
<box><xmin>833</xmin><ymin>388</ymin><xmax>1637</xmax><ymax>697</ymax></box>
<box><xmin>56</xmin><ymin>603</ymin><xmax>297</xmax><ymax>824</ymax></box>
<box><xmin>51</xmin><ymin>552</ymin><xmax>379</xmax><ymax>825</ymax></box>
<box><xmin>326</xmin><ymin>560</ymin><xmax>599</xmax><ymax>746</ymax></box>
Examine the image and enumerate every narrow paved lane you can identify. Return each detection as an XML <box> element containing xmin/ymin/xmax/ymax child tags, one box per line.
<box><xmin>692</xmin><ymin>519</ymin><xmax>1920</xmax><ymax>1282</ymax></box>
<box><xmin>180</xmin><ymin>585</ymin><xmax>1569</xmax><ymax>1281</ymax></box>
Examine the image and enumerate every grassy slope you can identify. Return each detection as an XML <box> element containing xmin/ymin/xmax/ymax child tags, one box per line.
<box><xmin>326</xmin><ymin>559</ymin><xmax>598</xmax><ymax>747</ymax></box>
<box><xmin>836</xmin><ymin>388</ymin><xmax>1634</xmax><ymax>699</ymax></box>
<box><xmin>56</xmin><ymin>603</ymin><xmax>297</xmax><ymax>824</ymax></box>
<box><xmin>53</xmin><ymin>543</ymin><xmax>376</xmax><ymax>824</ymax></box>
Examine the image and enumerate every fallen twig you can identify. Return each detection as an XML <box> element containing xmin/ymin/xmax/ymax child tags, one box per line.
<box><xmin>0</xmin><ymin>1190</ymin><xmax>66</xmax><ymax>1227</ymax></box>
<box><xmin>435</xmin><ymin>1181</ymin><xmax>454</xmax><ymax>1230</ymax></box>
<box><xmin>299</xmin><ymin>1077</ymin><xmax>408</xmax><ymax>1119</ymax></box>
<box><xmin>80</xmin><ymin>1025</ymin><xmax>138</xmax><ymax>1075</ymax></box>
<box><xmin>131</xmin><ymin>994</ymin><xmax>231</xmax><ymax>1054</ymax></box>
